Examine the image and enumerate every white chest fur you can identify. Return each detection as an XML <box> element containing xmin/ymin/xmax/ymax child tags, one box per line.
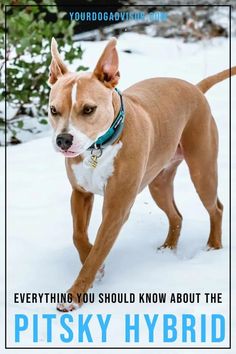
<box><xmin>71</xmin><ymin>142</ymin><xmax>123</xmax><ymax>195</ymax></box>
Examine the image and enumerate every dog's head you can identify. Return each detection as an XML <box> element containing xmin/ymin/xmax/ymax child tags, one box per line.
<box><xmin>48</xmin><ymin>37</ymin><xmax>120</xmax><ymax>157</ymax></box>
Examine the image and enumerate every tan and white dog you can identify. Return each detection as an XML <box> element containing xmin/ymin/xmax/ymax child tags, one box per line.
<box><xmin>48</xmin><ymin>37</ymin><xmax>235</xmax><ymax>311</ymax></box>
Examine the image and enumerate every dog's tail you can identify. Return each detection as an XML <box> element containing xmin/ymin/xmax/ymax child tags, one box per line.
<box><xmin>197</xmin><ymin>66</ymin><xmax>236</xmax><ymax>93</ymax></box>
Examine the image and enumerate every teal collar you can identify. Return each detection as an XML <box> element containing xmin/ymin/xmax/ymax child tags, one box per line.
<box><xmin>88</xmin><ymin>88</ymin><xmax>125</xmax><ymax>151</ymax></box>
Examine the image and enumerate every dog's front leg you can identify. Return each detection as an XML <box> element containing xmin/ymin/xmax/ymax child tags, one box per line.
<box><xmin>71</xmin><ymin>189</ymin><xmax>94</xmax><ymax>264</ymax></box>
<box><xmin>60</xmin><ymin>178</ymin><xmax>139</xmax><ymax>311</ymax></box>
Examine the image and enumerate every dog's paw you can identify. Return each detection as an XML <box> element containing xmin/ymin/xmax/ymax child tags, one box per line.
<box><xmin>206</xmin><ymin>246</ymin><xmax>222</xmax><ymax>252</ymax></box>
<box><xmin>56</xmin><ymin>301</ymin><xmax>79</xmax><ymax>312</ymax></box>
<box><xmin>157</xmin><ymin>244</ymin><xmax>176</xmax><ymax>252</ymax></box>
<box><xmin>95</xmin><ymin>264</ymin><xmax>105</xmax><ymax>282</ymax></box>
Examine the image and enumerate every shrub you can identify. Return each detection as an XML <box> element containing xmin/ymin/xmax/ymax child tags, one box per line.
<box><xmin>0</xmin><ymin>0</ymin><xmax>87</xmax><ymax>144</ymax></box>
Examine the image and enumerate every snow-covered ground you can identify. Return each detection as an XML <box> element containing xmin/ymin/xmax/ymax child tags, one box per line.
<box><xmin>0</xmin><ymin>33</ymin><xmax>235</xmax><ymax>353</ymax></box>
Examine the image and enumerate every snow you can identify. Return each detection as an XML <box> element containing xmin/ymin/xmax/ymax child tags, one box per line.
<box><xmin>0</xmin><ymin>33</ymin><xmax>235</xmax><ymax>353</ymax></box>
<box><xmin>0</xmin><ymin>105</ymin><xmax>51</xmax><ymax>146</ymax></box>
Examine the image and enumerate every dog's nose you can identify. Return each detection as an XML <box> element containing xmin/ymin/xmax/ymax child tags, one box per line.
<box><xmin>56</xmin><ymin>133</ymin><xmax>73</xmax><ymax>151</ymax></box>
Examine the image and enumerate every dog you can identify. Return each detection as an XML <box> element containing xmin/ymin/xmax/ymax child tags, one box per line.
<box><xmin>48</xmin><ymin>37</ymin><xmax>235</xmax><ymax>311</ymax></box>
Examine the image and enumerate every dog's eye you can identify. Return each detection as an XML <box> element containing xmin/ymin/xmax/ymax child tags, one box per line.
<box><xmin>50</xmin><ymin>105</ymin><xmax>57</xmax><ymax>116</ymax></box>
<box><xmin>83</xmin><ymin>105</ymin><xmax>97</xmax><ymax>115</ymax></box>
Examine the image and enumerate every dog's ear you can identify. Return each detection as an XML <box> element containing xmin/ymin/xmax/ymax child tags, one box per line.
<box><xmin>93</xmin><ymin>38</ymin><xmax>120</xmax><ymax>88</ymax></box>
<box><xmin>48</xmin><ymin>37</ymin><xmax>68</xmax><ymax>85</ymax></box>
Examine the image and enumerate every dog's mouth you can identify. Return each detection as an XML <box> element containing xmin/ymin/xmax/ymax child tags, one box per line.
<box><xmin>62</xmin><ymin>150</ymin><xmax>77</xmax><ymax>157</ymax></box>
<box><xmin>56</xmin><ymin>144</ymin><xmax>90</xmax><ymax>157</ymax></box>
<box><xmin>58</xmin><ymin>149</ymin><xmax>80</xmax><ymax>158</ymax></box>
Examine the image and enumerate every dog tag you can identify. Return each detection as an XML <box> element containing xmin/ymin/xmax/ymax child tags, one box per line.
<box><xmin>83</xmin><ymin>155</ymin><xmax>97</xmax><ymax>169</ymax></box>
<box><xmin>83</xmin><ymin>148</ymin><xmax>102</xmax><ymax>169</ymax></box>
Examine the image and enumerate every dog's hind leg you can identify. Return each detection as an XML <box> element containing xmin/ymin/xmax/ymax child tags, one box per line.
<box><xmin>71</xmin><ymin>189</ymin><xmax>94</xmax><ymax>264</ymax></box>
<box><xmin>181</xmin><ymin>115</ymin><xmax>223</xmax><ymax>249</ymax></box>
<box><xmin>149</xmin><ymin>159</ymin><xmax>183</xmax><ymax>249</ymax></box>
